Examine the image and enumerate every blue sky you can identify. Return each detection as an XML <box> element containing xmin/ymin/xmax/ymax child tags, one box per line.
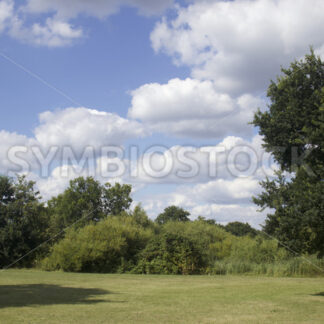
<box><xmin>0</xmin><ymin>6</ymin><xmax>189</xmax><ymax>135</ymax></box>
<box><xmin>1</xmin><ymin>0</ymin><xmax>324</xmax><ymax>227</ymax></box>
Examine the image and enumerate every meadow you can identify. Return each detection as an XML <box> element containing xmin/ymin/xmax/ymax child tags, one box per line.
<box><xmin>0</xmin><ymin>270</ymin><xmax>323</xmax><ymax>323</ymax></box>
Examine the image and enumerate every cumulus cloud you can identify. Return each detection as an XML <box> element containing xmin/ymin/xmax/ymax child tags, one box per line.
<box><xmin>190</xmin><ymin>203</ymin><xmax>267</xmax><ymax>228</ymax></box>
<box><xmin>140</xmin><ymin>190</ymin><xmax>268</xmax><ymax>228</ymax></box>
<box><xmin>34</xmin><ymin>107</ymin><xmax>147</xmax><ymax>152</ymax></box>
<box><xmin>9</xmin><ymin>16</ymin><xmax>83</xmax><ymax>47</ymax></box>
<box><xmin>129</xmin><ymin>78</ymin><xmax>265</xmax><ymax>138</ymax></box>
<box><xmin>1</xmin><ymin>0</ymin><xmax>174</xmax><ymax>47</ymax></box>
<box><xmin>0</xmin><ymin>130</ymin><xmax>37</xmax><ymax>174</ymax></box>
<box><xmin>131</xmin><ymin>135</ymin><xmax>276</xmax><ymax>184</ymax></box>
<box><xmin>151</xmin><ymin>0</ymin><xmax>324</xmax><ymax>95</ymax></box>
<box><xmin>0</xmin><ymin>107</ymin><xmax>147</xmax><ymax>176</ymax></box>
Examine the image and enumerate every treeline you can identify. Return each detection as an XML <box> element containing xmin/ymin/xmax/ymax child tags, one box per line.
<box><xmin>0</xmin><ymin>175</ymin><xmax>323</xmax><ymax>276</ymax></box>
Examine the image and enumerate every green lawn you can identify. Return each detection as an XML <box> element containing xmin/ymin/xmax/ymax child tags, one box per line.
<box><xmin>0</xmin><ymin>270</ymin><xmax>323</xmax><ymax>323</ymax></box>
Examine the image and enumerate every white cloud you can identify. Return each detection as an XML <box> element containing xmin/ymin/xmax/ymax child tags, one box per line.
<box><xmin>10</xmin><ymin>16</ymin><xmax>83</xmax><ymax>47</ymax></box>
<box><xmin>0</xmin><ymin>130</ymin><xmax>36</xmax><ymax>174</ymax></box>
<box><xmin>1</xmin><ymin>0</ymin><xmax>174</xmax><ymax>47</ymax></box>
<box><xmin>190</xmin><ymin>203</ymin><xmax>267</xmax><ymax>228</ymax></box>
<box><xmin>131</xmin><ymin>134</ymin><xmax>276</xmax><ymax>184</ymax></box>
<box><xmin>140</xmin><ymin>189</ymin><xmax>267</xmax><ymax>228</ymax></box>
<box><xmin>129</xmin><ymin>78</ymin><xmax>265</xmax><ymax>138</ymax></box>
<box><xmin>129</xmin><ymin>78</ymin><xmax>235</xmax><ymax>121</ymax></box>
<box><xmin>151</xmin><ymin>0</ymin><xmax>324</xmax><ymax>95</ymax></box>
<box><xmin>0</xmin><ymin>107</ymin><xmax>147</xmax><ymax>176</ymax></box>
<box><xmin>34</xmin><ymin>107</ymin><xmax>147</xmax><ymax>152</ymax></box>
<box><xmin>0</xmin><ymin>0</ymin><xmax>13</xmax><ymax>32</ymax></box>
<box><xmin>187</xmin><ymin>177</ymin><xmax>261</xmax><ymax>205</ymax></box>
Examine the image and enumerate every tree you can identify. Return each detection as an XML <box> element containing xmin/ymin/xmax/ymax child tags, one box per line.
<box><xmin>102</xmin><ymin>182</ymin><xmax>132</xmax><ymax>216</ymax></box>
<box><xmin>131</xmin><ymin>204</ymin><xmax>153</xmax><ymax>228</ymax></box>
<box><xmin>252</xmin><ymin>50</ymin><xmax>324</xmax><ymax>256</ymax></box>
<box><xmin>0</xmin><ymin>175</ymin><xmax>49</xmax><ymax>268</ymax></box>
<box><xmin>253</xmin><ymin>49</ymin><xmax>324</xmax><ymax>176</ymax></box>
<box><xmin>224</xmin><ymin>222</ymin><xmax>257</xmax><ymax>237</ymax></box>
<box><xmin>48</xmin><ymin>177</ymin><xmax>104</xmax><ymax>234</ymax></box>
<box><xmin>155</xmin><ymin>206</ymin><xmax>190</xmax><ymax>225</ymax></box>
<box><xmin>48</xmin><ymin>178</ymin><xmax>133</xmax><ymax>234</ymax></box>
<box><xmin>253</xmin><ymin>169</ymin><xmax>324</xmax><ymax>256</ymax></box>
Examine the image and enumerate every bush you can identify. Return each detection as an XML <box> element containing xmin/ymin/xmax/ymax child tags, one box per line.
<box><xmin>134</xmin><ymin>232</ymin><xmax>205</xmax><ymax>274</ymax></box>
<box><xmin>42</xmin><ymin>216</ymin><xmax>153</xmax><ymax>273</ymax></box>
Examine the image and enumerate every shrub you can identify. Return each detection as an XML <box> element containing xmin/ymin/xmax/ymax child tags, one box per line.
<box><xmin>42</xmin><ymin>216</ymin><xmax>153</xmax><ymax>273</ymax></box>
<box><xmin>134</xmin><ymin>232</ymin><xmax>205</xmax><ymax>274</ymax></box>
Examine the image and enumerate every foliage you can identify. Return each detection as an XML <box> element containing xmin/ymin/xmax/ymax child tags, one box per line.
<box><xmin>42</xmin><ymin>216</ymin><xmax>152</xmax><ymax>273</ymax></box>
<box><xmin>252</xmin><ymin>50</ymin><xmax>324</xmax><ymax>257</ymax></box>
<box><xmin>224</xmin><ymin>221</ymin><xmax>258</xmax><ymax>237</ymax></box>
<box><xmin>134</xmin><ymin>231</ymin><xmax>204</xmax><ymax>275</ymax></box>
<box><xmin>48</xmin><ymin>177</ymin><xmax>132</xmax><ymax>234</ymax></box>
<box><xmin>253</xmin><ymin>169</ymin><xmax>324</xmax><ymax>256</ymax></box>
<box><xmin>155</xmin><ymin>206</ymin><xmax>190</xmax><ymax>225</ymax></box>
<box><xmin>0</xmin><ymin>175</ymin><xmax>49</xmax><ymax>268</ymax></box>
<box><xmin>102</xmin><ymin>182</ymin><xmax>132</xmax><ymax>216</ymax></box>
<box><xmin>131</xmin><ymin>204</ymin><xmax>154</xmax><ymax>228</ymax></box>
<box><xmin>48</xmin><ymin>177</ymin><xmax>104</xmax><ymax>234</ymax></box>
<box><xmin>253</xmin><ymin>49</ymin><xmax>324</xmax><ymax>175</ymax></box>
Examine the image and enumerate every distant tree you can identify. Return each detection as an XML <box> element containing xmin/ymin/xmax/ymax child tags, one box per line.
<box><xmin>48</xmin><ymin>177</ymin><xmax>104</xmax><ymax>234</ymax></box>
<box><xmin>131</xmin><ymin>204</ymin><xmax>152</xmax><ymax>228</ymax></box>
<box><xmin>102</xmin><ymin>182</ymin><xmax>132</xmax><ymax>216</ymax></box>
<box><xmin>155</xmin><ymin>206</ymin><xmax>190</xmax><ymax>225</ymax></box>
<box><xmin>0</xmin><ymin>175</ymin><xmax>49</xmax><ymax>268</ymax></box>
<box><xmin>196</xmin><ymin>216</ymin><xmax>218</xmax><ymax>225</ymax></box>
<box><xmin>224</xmin><ymin>222</ymin><xmax>257</xmax><ymax>237</ymax></box>
<box><xmin>48</xmin><ymin>178</ymin><xmax>133</xmax><ymax>234</ymax></box>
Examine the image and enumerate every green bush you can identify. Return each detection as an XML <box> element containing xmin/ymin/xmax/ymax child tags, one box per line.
<box><xmin>134</xmin><ymin>232</ymin><xmax>205</xmax><ymax>274</ymax></box>
<box><xmin>42</xmin><ymin>216</ymin><xmax>153</xmax><ymax>273</ymax></box>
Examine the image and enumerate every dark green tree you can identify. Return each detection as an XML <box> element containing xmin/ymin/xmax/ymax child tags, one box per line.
<box><xmin>131</xmin><ymin>204</ymin><xmax>153</xmax><ymax>228</ymax></box>
<box><xmin>155</xmin><ymin>206</ymin><xmax>190</xmax><ymax>225</ymax></box>
<box><xmin>48</xmin><ymin>176</ymin><xmax>104</xmax><ymax>234</ymax></box>
<box><xmin>224</xmin><ymin>222</ymin><xmax>258</xmax><ymax>237</ymax></box>
<box><xmin>252</xmin><ymin>50</ymin><xmax>324</xmax><ymax>256</ymax></box>
<box><xmin>253</xmin><ymin>49</ymin><xmax>324</xmax><ymax>176</ymax></box>
<box><xmin>48</xmin><ymin>178</ymin><xmax>133</xmax><ymax>234</ymax></box>
<box><xmin>0</xmin><ymin>175</ymin><xmax>49</xmax><ymax>268</ymax></box>
<box><xmin>102</xmin><ymin>182</ymin><xmax>132</xmax><ymax>216</ymax></box>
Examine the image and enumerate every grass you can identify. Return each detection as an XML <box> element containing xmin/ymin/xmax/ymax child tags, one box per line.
<box><xmin>0</xmin><ymin>270</ymin><xmax>323</xmax><ymax>323</ymax></box>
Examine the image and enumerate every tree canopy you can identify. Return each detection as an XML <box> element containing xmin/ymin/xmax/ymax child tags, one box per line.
<box><xmin>155</xmin><ymin>206</ymin><xmax>190</xmax><ymax>225</ymax></box>
<box><xmin>252</xmin><ymin>50</ymin><xmax>324</xmax><ymax>257</ymax></box>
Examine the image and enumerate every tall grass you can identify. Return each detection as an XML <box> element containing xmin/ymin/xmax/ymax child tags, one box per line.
<box><xmin>209</xmin><ymin>255</ymin><xmax>324</xmax><ymax>277</ymax></box>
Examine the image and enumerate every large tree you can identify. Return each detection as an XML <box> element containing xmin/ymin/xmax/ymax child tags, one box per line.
<box><xmin>252</xmin><ymin>50</ymin><xmax>324</xmax><ymax>256</ymax></box>
<box><xmin>48</xmin><ymin>177</ymin><xmax>133</xmax><ymax>234</ymax></box>
<box><xmin>48</xmin><ymin>177</ymin><xmax>104</xmax><ymax>234</ymax></box>
<box><xmin>0</xmin><ymin>175</ymin><xmax>49</xmax><ymax>268</ymax></box>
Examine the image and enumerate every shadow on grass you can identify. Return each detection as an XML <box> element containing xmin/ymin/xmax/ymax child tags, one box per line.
<box><xmin>312</xmin><ymin>292</ymin><xmax>324</xmax><ymax>296</ymax></box>
<box><xmin>0</xmin><ymin>284</ymin><xmax>114</xmax><ymax>308</ymax></box>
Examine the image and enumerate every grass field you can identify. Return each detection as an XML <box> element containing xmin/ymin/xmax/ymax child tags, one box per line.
<box><xmin>0</xmin><ymin>270</ymin><xmax>323</xmax><ymax>323</ymax></box>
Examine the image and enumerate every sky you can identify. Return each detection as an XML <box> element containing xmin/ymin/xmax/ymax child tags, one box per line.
<box><xmin>1</xmin><ymin>0</ymin><xmax>324</xmax><ymax>228</ymax></box>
